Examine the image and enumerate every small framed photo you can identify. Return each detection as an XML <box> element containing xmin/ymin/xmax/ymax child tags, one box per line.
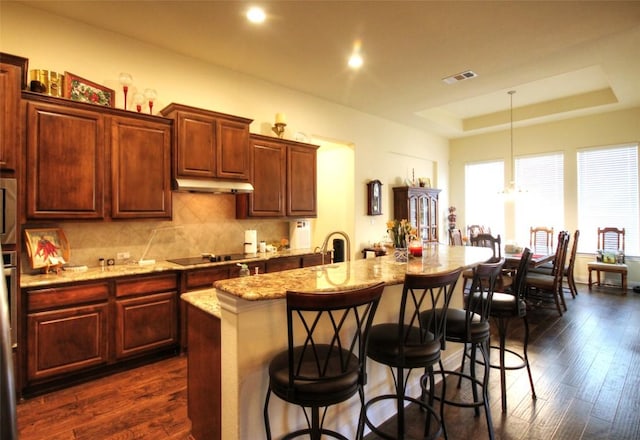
<box><xmin>64</xmin><ymin>71</ymin><xmax>114</xmax><ymax>107</ymax></box>
<box><xmin>24</xmin><ymin>228</ymin><xmax>70</xmax><ymax>270</ymax></box>
<box><xmin>367</xmin><ymin>179</ymin><xmax>383</xmax><ymax>216</ymax></box>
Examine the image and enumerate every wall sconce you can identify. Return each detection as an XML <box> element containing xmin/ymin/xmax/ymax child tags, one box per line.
<box><xmin>272</xmin><ymin>112</ymin><xmax>286</xmax><ymax>138</ymax></box>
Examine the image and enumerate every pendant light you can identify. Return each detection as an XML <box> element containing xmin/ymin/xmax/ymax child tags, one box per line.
<box><xmin>501</xmin><ymin>90</ymin><xmax>525</xmax><ymax>197</ymax></box>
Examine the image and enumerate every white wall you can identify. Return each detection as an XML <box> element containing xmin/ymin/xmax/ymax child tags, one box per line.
<box><xmin>1</xmin><ymin>2</ymin><xmax>451</xmax><ymax>265</ymax></box>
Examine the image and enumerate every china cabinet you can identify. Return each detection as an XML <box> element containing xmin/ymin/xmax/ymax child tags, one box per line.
<box><xmin>393</xmin><ymin>186</ymin><xmax>441</xmax><ymax>243</ymax></box>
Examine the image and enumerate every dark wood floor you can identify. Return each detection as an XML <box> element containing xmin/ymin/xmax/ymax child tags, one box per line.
<box><xmin>17</xmin><ymin>285</ymin><xmax>640</xmax><ymax>440</ymax></box>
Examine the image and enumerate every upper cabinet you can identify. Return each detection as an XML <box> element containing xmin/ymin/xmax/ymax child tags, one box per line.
<box><xmin>160</xmin><ymin>103</ymin><xmax>252</xmax><ymax>182</ymax></box>
<box><xmin>24</xmin><ymin>92</ymin><xmax>172</xmax><ymax>220</ymax></box>
<box><xmin>237</xmin><ymin>134</ymin><xmax>318</xmax><ymax>218</ymax></box>
<box><xmin>0</xmin><ymin>61</ymin><xmax>24</xmax><ymax>171</ymax></box>
<box><xmin>393</xmin><ymin>186</ymin><xmax>441</xmax><ymax>243</ymax></box>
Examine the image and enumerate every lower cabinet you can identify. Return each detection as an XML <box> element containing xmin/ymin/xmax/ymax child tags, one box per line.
<box><xmin>23</xmin><ymin>273</ymin><xmax>179</xmax><ymax>393</ymax></box>
<box><xmin>27</xmin><ymin>302</ymin><xmax>109</xmax><ymax>382</ymax></box>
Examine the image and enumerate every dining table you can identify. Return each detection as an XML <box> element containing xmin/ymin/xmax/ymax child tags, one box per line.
<box><xmin>504</xmin><ymin>250</ymin><xmax>555</xmax><ymax>268</ymax></box>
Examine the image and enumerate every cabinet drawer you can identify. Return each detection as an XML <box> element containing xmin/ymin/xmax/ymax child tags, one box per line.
<box><xmin>115</xmin><ymin>273</ymin><xmax>178</xmax><ymax>297</ymax></box>
<box><xmin>27</xmin><ymin>282</ymin><xmax>109</xmax><ymax>312</ymax></box>
<box><xmin>266</xmin><ymin>256</ymin><xmax>301</xmax><ymax>273</ymax></box>
<box><xmin>184</xmin><ymin>266</ymin><xmax>231</xmax><ymax>291</ymax></box>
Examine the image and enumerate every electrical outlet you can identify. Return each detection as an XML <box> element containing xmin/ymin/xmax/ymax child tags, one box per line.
<box><xmin>117</xmin><ymin>251</ymin><xmax>130</xmax><ymax>260</ymax></box>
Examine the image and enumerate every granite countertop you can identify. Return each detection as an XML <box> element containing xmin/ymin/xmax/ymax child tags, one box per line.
<box><xmin>19</xmin><ymin>248</ymin><xmax>322</xmax><ymax>288</ymax></box>
<box><xmin>182</xmin><ymin>289</ymin><xmax>221</xmax><ymax>318</ymax></box>
<box><xmin>213</xmin><ymin>245</ymin><xmax>492</xmax><ymax>301</ymax></box>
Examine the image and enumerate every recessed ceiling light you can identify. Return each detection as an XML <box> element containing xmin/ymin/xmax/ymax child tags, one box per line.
<box><xmin>246</xmin><ymin>6</ymin><xmax>266</xmax><ymax>23</ymax></box>
<box><xmin>348</xmin><ymin>53</ymin><xmax>363</xmax><ymax>69</ymax></box>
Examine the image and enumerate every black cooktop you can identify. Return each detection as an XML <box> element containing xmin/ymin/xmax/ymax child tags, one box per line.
<box><xmin>167</xmin><ymin>254</ymin><xmax>249</xmax><ymax>266</ymax></box>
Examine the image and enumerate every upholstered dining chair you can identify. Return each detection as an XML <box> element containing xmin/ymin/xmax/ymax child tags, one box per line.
<box><xmin>462</xmin><ymin>233</ymin><xmax>505</xmax><ymax>292</ymax></box>
<box><xmin>263</xmin><ymin>282</ymin><xmax>385</xmax><ymax>440</ymax></box>
<box><xmin>449</xmin><ymin>228</ymin><xmax>463</xmax><ymax>246</ymax></box>
<box><xmin>530</xmin><ymin>230</ymin><xmax>580</xmax><ymax>298</ymax></box>
<box><xmin>587</xmin><ymin>227</ymin><xmax>628</xmax><ymax>292</ymax></box>
<box><xmin>363</xmin><ymin>268</ymin><xmax>462</xmax><ymax>440</ymax></box>
<box><xmin>525</xmin><ymin>231</ymin><xmax>570</xmax><ymax>316</ymax></box>
<box><xmin>529</xmin><ymin>226</ymin><xmax>554</xmax><ymax>254</ymax></box>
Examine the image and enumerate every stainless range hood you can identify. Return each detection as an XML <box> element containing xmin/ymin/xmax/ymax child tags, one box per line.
<box><xmin>173</xmin><ymin>178</ymin><xmax>254</xmax><ymax>194</ymax></box>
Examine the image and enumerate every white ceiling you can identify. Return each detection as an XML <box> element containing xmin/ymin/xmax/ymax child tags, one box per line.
<box><xmin>15</xmin><ymin>0</ymin><xmax>640</xmax><ymax>138</ymax></box>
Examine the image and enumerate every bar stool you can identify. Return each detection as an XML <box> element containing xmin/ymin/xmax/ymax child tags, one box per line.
<box><xmin>490</xmin><ymin>248</ymin><xmax>536</xmax><ymax>413</ymax></box>
<box><xmin>428</xmin><ymin>260</ymin><xmax>504</xmax><ymax>440</ymax></box>
<box><xmin>263</xmin><ymin>281</ymin><xmax>385</xmax><ymax>440</ymax></box>
<box><xmin>362</xmin><ymin>268</ymin><xmax>463</xmax><ymax>439</ymax></box>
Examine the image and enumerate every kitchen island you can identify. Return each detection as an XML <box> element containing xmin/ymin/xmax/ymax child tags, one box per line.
<box><xmin>182</xmin><ymin>244</ymin><xmax>492</xmax><ymax>440</ymax></box>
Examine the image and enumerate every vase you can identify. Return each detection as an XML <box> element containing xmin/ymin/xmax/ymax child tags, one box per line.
<box><xmin>394</xmin><ymin>247</ymin><xmax>408</xmax><ymax>263</ymax></box>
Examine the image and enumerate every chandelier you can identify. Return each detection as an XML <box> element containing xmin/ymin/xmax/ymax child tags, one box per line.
<box><xmin>501</xmin><ymin>90</ymin><xmax>526</xmax><ymax>197</ymax></box>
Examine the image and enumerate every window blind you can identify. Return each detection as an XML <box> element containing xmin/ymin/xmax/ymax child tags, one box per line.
<box><xmin>577</xmin><ymin>144</ymin><xmax>639</xmax><ymax>256</ymax></box>
<box><xmin>465</xmin><ymin>161</ymin><xmax>504</xmax><ymax>238</ymax></box>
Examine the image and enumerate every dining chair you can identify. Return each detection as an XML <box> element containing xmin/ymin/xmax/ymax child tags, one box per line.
<box><xmin>466</xmin><ymin>225</ymin><xmax>491</xmax><ymax>239</ymax></box>
<box><xmin>462</xmin><ymin>233</ymin><xmax>505</xmax><ymax>291</ymax></box>
<box><xmin>489</xmin><ymin>248</ymin><xmax>536</xmax><ymax>413</ymax></box>
<box><xmin>263</xmin><ymin>281</ymin><xmax>385</xmax><ymax>440</ymax></box>
<box><xmin>529</xmin><ymin>226</ymin><xmax>554</xmax><ymax>254</ymax></box>
<box><xmin>530</xmin><ymin>230</ymin><xmax>580</xmax><ymax>298</ymax></box>
<box><xmin>587</xmin><ymin>227</ymin><xmax>628</xmax><ymax>293</ymax></box>
<box><xmin>525</xmin><ymin>231</ymin><xmax>570</xmax><ymax>316</ymax></box>
<box><xmin>363</xmin><ymin>268</ymin><xmax>462</xmax><ymax>440</ymax></box>
<box><xmin>426</xmin><ymin>259</ymin><xmax>504</xmax><ymax>440</ymax></box>
<box><xmin>449</xmin><ymin>228</ymin><xmax>463</xmax><ymax>246</ymax></box>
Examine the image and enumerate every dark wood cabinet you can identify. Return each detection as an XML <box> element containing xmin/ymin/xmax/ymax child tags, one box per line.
<box><xmin>160</xmin><ymin>103</ymin><xmax>252</xmax><ymax>182</ymax></box>
<box><xmin>0</xmin><ymin>61</ymin><xmax>22</xmax><ymax>171</ymax></box>
<box><xmin>23</xmin><ymin>273</ymin><xmax>179</xmax><ymax>392</ymax></box>
<box><xmin>25</xmin><ymin>100</ymin><xmax>106</xmax><ymax>219</ymax></box>
<box><xmin>237</xmin><ymin>134</ymin><xmax>318</xmax><ymax>218</ymax></box>
<box><xmin>265</xmin><ymin>255</ymin><xmax>303</xmax><ymax>272</ymax></box>
<box><xmin>110</xmin><ymin>116</ymin><xmax>172</xmax><ymax>219</ymax></box>
<box><xmin>25</xmin><ymin>282</ymin><xmax>110</xmax><ymax>382</ymax></box>
<box><xmin>393</xmin><ymin>186</ymin><xmax>441</xmax><ymax>243</ymax></box>
<box><xmin>23</xmin><ymin>92</ymin><xmax>172</xmax><ymax>220</ymax></box>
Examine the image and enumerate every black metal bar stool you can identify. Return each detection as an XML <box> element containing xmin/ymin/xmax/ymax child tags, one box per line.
<box><xmin>427</xmin><ymin>260</ymin><xmax>504</xmax><ymax>440</ymax></box>
<box><xmin>263</xmin><ymin>281</ymin><xmax>385</xmax><ymax>440</ymax></box>
<box><xmin>489</xmin><ymin>248</ymin><xmax>536</xmax><ymax>413</ymax></box>
<box><xmin>362</xmin><ymin>267</ymin><xmax>463</xmax><ymax>439</ymax></box>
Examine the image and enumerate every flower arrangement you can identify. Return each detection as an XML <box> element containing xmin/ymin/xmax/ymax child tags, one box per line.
<box><xmin>386</xmin><ymin>219</ymin><xmax>415</xmax><ymax>248</ymax></box>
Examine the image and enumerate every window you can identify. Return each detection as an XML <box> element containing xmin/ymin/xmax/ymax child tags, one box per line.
<box><xmin>465</xmin><ymin>161</ymin><xmax>504</xmax><ymax>238</ymax></box>
<box><xmin>577</xmin><ymin>144</ymin><xmax>639</xmax><ymax>256</ymax></box>
<box><xmin>514</xmin><ymin>153</ymin><xmax>564</xmax><ymax>246</ymax></box>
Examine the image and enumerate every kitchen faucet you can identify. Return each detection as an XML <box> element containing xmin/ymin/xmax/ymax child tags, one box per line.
<box><xmin>315</xmin><ymin>231</ymin><xmax>351</xmax><ymax>265</ymax></box>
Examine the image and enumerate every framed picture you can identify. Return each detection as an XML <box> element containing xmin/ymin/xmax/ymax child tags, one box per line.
<box><xmin>0</xmin><ymin>52</ymin><xmax>29</xmax><ymax>90</ymax></box>
<box><xmin>24</xmin><ymin>228</ymin><xmax>70</xmax><ymax>270</ymax></box>
<box><xmin>367</xmin><ymin>179</ymin><xmax>383</xmax><ymax>216</ymax></box>
<box><xmin>64</xmin><ymin>71</ymin><xmax>114</xmax><ymax>107</ymax></box>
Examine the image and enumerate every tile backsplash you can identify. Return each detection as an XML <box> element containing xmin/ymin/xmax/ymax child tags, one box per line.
<box><xmin>21</xmin><ymin>192</ymin><xmax>290</xmax><ymax>272</ymax></box>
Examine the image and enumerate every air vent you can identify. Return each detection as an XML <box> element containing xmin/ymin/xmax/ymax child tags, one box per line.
<box><xmin>442</xmin><ymin>70</ymin><xmax>478</xmax><ymax>85</ymax></box>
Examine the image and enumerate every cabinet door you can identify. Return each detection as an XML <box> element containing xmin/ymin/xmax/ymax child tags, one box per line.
<box><xmin>175</xmin><ymin>111</ymin><xmax>217</xmax><ymax>178</ymax></box>
<box><xmin>217</xmin><ymin>119</ymin><xmax>250</xmax><ymax>180</ymax></box>
<box><xmin>27</xmin><ymin>303</ymin><xmax>109</xmax><ymax>381</ymax></box>
<box><xmin>0</xmin><ymin>63</ymin><xmax>21</xmax><ymax>170</ymax></box>
<box><xmin>287</xmin><ymin>144</ymin><xmax>317</xmax><ymax>217</ymax></box>
<box><xmin>248</xmin><ymin>137</ymin><xmax>286</xmax><ymax>217</ymax></box>
<box><xmin>110</xmin><ymin>117</ymin><xmax>172</xmax><ymax>219</ymax></box>
<box><xmin>26</xmin><ymin>101</ymin><xmax>105</xmax><ymax>219</ymax></box>
<box><xmin>115</xmin><ymin>291</ymin><xmax>177</xmax><ymax>359</ymax></box>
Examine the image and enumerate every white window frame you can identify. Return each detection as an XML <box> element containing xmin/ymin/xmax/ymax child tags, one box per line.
<box><xmin>464</xmin><ymin>160</ymin><xmax>505</xmax><ymax>239</ymax></box>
